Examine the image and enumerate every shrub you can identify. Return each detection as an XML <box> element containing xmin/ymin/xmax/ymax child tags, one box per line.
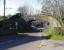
<box><xmin>47</xmin><ymin>27</ymin><xmax>64</xmax><ymax>40</ymax></box>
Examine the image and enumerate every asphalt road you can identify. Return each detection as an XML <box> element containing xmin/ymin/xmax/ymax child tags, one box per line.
<box><xmin>0</xmin><ymin>33</ymin><xmax>64</xmax><ymax>50</ymax></box>
<box><xmin>0</xmin><ymin>33</ymin><xmax>43</xmax><ymax>50</ymax></box>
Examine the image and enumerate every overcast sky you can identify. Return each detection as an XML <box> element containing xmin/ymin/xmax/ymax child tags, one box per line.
<box><xmin>0</xmin><ymin>0</ymin><xmax>43</xmax><ymax>16</ymax></box>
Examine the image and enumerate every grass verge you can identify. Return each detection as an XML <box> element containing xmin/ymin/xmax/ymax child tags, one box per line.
<box><xmin>47</xmin><ymin>27</ymin><xmax>64</xmax><ymax>40</ymax></box>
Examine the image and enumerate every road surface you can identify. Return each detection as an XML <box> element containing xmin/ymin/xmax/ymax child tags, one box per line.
<box><xmin>0</xmin><ymin>33</ymin><xmax>64</xmax><ymax>50</ymax></box>
<box><xmin>0</xmin><ymin>33</ymin><xmax>42</xmax><ymax>50</ymax></box>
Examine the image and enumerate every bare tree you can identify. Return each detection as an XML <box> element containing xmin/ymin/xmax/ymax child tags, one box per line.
<box><xmin>42</xmin><ymin>0</ymin><xmax>64</xmax><ymax>23</ymax></box>
<box><xmin>18</xmin><ymin>6</ymin><xmax>28</xmax><ymax>16</ymax></box>
<box><xmin>41</xmin><ymin>0</ymin><xmax>64</xmax><ymax>35</ymax></box>
<box><xmin>18</xmin><ymin>6</ymin><xmax>29</xmax><ymax>21</ymax></box>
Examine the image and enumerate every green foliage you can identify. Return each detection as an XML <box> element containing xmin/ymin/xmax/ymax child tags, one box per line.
<box><xmin>51</xmin><ymin>35</ymin><xmax>64</xmax><ymax>40</ymax></box>
<box><xmin>47</xmin><ymin>27</ymin><xmax>64</xmax><ymax>40</ymax></box>
<box><xmin>47</xmin><ymin>27</ymin><xmax>56</xmax><ymax>35</ymax></box>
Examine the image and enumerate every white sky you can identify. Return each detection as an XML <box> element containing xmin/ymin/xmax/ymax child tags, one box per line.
<box><xmin>0</xmin><ymin>0</ymin><xmax>42</xmax><ymax>16</ymax></box>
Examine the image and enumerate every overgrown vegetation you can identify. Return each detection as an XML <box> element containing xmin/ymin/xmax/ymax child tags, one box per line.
<box><xmin>41</xmin><ymin>0</ymin><xmax>64</xmax><ymax>40</ymax></box>
<box><xmin>47</xmin><ymin>27</ymin><xmax>64</xmax><ymax>40</ymax></box>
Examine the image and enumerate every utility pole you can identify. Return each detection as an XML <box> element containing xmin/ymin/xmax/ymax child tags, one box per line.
<box><xmin>4</xmin><ymin>0</ymin><xmax>6</xmax><ymax>19</ymax></box>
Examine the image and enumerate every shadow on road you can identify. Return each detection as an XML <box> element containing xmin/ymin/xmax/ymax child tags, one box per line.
<box><xmin>0</xmin><ymin>34</ymin><xmax>49</xmax><ymax>50</ymax></box>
